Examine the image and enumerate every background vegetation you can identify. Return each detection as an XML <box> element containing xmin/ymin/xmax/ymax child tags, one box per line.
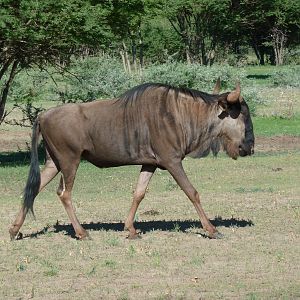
<box><xmin>1</xmin><ymin>0</ymin><xmax>300</xmax><ymax>122</ymax></box>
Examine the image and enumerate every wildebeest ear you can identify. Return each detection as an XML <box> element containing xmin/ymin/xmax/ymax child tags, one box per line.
<box><xmin>228</xmin><ymin>101</ymin><xmax>241</xmax><ymax>119</ymax></box>
<box><xmin>218</xmin><ymin>94</ymin><xmax>241</xmax><ymax>119</ymax></box>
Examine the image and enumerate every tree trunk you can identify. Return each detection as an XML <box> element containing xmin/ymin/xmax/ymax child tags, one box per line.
<box><xmin>130</xmin><ymin>35</ymin><xmax>137</xmax><ymax>73</ymax></box>
<box><xmin>0</xmin><ymin>57</ymin><xmax>14</xmax><ymax>81</ymax></box>
<box><xmin>272</xmin><ymin>28</ymin><xmax>286</xmax><ymax>66</ymax></box>
<box><xmin>122</xmin><ymin>42</ymin><xmax>131</xmax><ymax>74</ymax></box>
<box><xmin>258</xmin><ymin>47</ymin><xmax>265</xmax><ymax>65</ymax></box>
<box><xmin>120</xmin><ymin>50</ymin><xmax>127</xmax><ymax>73</ymax></box>
<box><xmin>251</xmin><ymin>39</ymin><xmax>265</xmax><ymax>65</ymax></box>
<box><xmin>0</xmin><ymin>60</ymin><xmax>19</xmax><ymax>122</ymax></box>
<box><xmin>186</xmin><ymin>47</ymin><xmax>192</xmax><ymax>64</ymax></box>
<box><xmin>138</xmin><ymin>27</ymin><xmax>143</xmax><ymax>69</ymax></box>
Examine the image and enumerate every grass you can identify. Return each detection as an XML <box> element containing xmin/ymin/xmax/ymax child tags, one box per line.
<box><xmin>245</xmin><ymin>65</ymin><xmax>299</xmax><ymax>85</ymax></box>
<box><xmin>245</xmin><ymin>65</ymin><xmax>278</xmax><ymax>85</ymax></box>
<box><xmin>1</xmin><ymin>149</ymin><xmax>300</xmax><ymax>299</ymax></box>
<box><xmin>253</xmin><ymin>116</ymin><xmax>300</xmax><ymax>136</ymax></box>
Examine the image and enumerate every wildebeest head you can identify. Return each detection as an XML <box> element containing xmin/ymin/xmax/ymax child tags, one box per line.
<box><xmin>214</xmin><ymin>82</ymin><xmax>254</xmax><ymax>160</ymax></box>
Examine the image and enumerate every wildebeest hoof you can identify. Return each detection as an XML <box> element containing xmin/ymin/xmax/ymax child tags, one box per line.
<box><xmin>209</xmin><ymin>231</ymin><xmax>224</xmax><ymax>239</ymax></box>
<box><xmin>9</xmin><ymin>229</ymin><xmax>22</xmax><ymax>241</ymax></box>
<box><xmin>126</xmin><ymin>232</ymin><xmax>142</xmax><ymax>240</ymax></box>
<box><xmin>77</xmin><ymin>232</ymin><xmax>92</xmax><ymax>241</ymax></box>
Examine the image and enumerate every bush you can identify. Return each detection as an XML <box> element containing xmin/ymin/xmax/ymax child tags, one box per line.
<box><xmin>58</xmin><ymin>59</ymin><xmax>247</xmax><ymax>101</ymax></box>
<box><xmin>242</xmin><ymin>87</ymin><xmax>268</xmax><ymax>116</ymax></box>
<box><xmin>8</xmin><ymin>56</ymin><xmax>249</xmax><ymax>105</ymax></box>
<box><xmin>272</xmin><ymin>66</ymin><xmax>300</xmax><ymax>88</ymax></box>
<box><xmin>141</xmin><ymin>62</ymin><xmax>246</xmax><ymax>92</ymax></box>
<box><xmin>284</xmin><ymin>48</ymin><xmax>300</xmax><ymax>65</ymax></box>
<box><xmin>7</xmin><ymin>68</ymin><xmax>58</xmax><ymax>104</ymax></box>
<box><xmin>57</xmin><ymin>56</ymin><xmax>138</xmax><ymax>102</ymax></box>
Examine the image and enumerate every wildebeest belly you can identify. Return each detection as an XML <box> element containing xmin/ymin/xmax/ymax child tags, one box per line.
<box><xmin>81</xmin><ymin>126</ymin><xmax>157</xmax><ymax>168</ymax></box>
<box><xmin>81</xmin><ymin>145</ymin><xmax>157</xmax><ymax>168</ymax></box>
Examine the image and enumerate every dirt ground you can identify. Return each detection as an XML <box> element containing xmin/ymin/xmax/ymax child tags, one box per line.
<box><xmin>0</xmin><ymin>127</ymin><xmax>31</xmax><ymax>152</ymax></box>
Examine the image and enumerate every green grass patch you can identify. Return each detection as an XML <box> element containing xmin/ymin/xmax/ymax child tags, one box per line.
<box><xmin>245</xmin><ymin>65</ymin><xmax>279</xmax><ymax>85</ymax></box>
<box><xmin>245</xmin><ymin>65</ymin><xmax>283</xmax><ymax>76</ymax></box>
<box><xmin>253</xmin><ymin>116</ymin><xmax>300</xmax><ymax>136</ymax></box>
<box><xmin>245</xmin><ymin>65</ymin><xmax>300</xmax><ymax>87</ymax></box>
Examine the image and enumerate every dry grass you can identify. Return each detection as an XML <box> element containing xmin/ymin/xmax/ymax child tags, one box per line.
<box><xmin>1</xmin><ymin>147</ymin><xmax>299</xmax><ymax>299</ymax></box>
<box><xmin>257</xmin><ymin>87</ymin><xmax>300</xmax><ymax>117</ymax></box>
<box><xmin>1</xmin><ymin>86</ymin><xmax>299</xmax><ymax>299</ymax></box>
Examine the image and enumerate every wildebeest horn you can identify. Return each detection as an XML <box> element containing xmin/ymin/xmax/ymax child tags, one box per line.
<box><xmin>213</xmin><ymin>77</ymin><xmax>221</xmax><ymax>94</ymax></box>
<box><xmin>227</xmin><ymin>82</ymin><xmax>241</xmax><ymax>103</ymax></box>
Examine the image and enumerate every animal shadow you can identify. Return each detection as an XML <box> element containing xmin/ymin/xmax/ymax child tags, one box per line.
<box><xmin>22</xmin><ymin>216</ymin><xmax>254</xmax><ymax>240</ymax></box>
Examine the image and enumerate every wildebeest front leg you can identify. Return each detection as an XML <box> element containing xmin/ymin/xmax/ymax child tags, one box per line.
<box><xmin>124</xmin><ymin>165</ymin><xmax>156</xmax><ymax>239</ymax></box>
<box><xmin>166</xmin><ymin>161</ymin><xmax>222</xmax><ymax>239</ymax></box>
<box><xmin>57</xmin><ymin>165</ymin><xmax>89</xmax><ymax>240</ymax></box>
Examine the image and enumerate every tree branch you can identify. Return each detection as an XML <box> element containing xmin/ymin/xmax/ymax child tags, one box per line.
<box><xmin>168</xmin><ymin>18</ymin><xmax>183</xmax><ymax>37</ymax></box>
<box><xmin>0</xmin><ymin>57</ymin><xmax>14</xmax><ymax>81</ymax></box>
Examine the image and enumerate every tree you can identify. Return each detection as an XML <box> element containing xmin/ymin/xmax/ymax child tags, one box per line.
<box><xmin>146</xmin><ymin>0</ymin><xmax>232</xmax><ymax>65</ymax></box>
<box><xmin>237</xmin><ymin>0</ymin><xmax>300</xmax><ymax>65</ymax></box>
<box><xmin>271</xmin><ymin>0</ymin><xmax>300</xmax><ymax>65</ymax></box>
<box><xmin>0</xmin><ymin>0</ymin><xmax>113</xmax><ymax>121</ymax></box>
<box><xmin>104</xmin><ymin>0</ymin><xmax>145</xmax><ymax>72</ymax></box>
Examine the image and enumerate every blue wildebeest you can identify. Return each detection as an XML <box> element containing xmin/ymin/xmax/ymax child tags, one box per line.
<box><xmin>9</xmin><ymin>80</ymin><xmax>254</xmax><ymax>240</ymax></box>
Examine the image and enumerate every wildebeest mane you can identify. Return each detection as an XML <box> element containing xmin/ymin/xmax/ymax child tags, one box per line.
<box><xmin>117</xmin><ymin>83</ymin><xmax>218</xmax><ymax>106</ymax></box>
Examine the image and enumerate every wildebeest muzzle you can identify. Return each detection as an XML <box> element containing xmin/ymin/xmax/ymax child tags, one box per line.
<box><xmin>239</xmin><ymin>141</ymin><xmax>254</xmax><ymax>157</ymax></box>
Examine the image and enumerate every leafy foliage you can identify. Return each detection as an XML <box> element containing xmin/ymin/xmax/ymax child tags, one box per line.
<box><xmin>0</xmin><ymin>0</ymin><xmax>112</xmax><ymax>66</ymax></box>
<box><xmin>272</xmin><ymin>66</ymin><xmax>300</xmax><ymax>87</ymax></box>
<box><xmin>1</xmin><ymin>0</ymin><xmax>299</xmax><ymax>123</ymax></box>
<box><xmin>57</xmin><ymin>56</ymin><xmax>138</xmax><ymax>102</ymax></box>
<box><xmin>0</xmin><ymin>0</ymin><xmax>113</xmax><ymax>119</ymax></box>
<box><xmin>8</xmin><ymin>56</ymin><xmax>250</xmax><ymax>105</ymax></box>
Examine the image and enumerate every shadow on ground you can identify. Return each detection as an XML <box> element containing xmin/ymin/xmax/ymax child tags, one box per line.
<box><xmin>21</xmin><ymin>217</ymin><xmax>254</xmax><ymax>240</ymax></box>
<box><xmin>246</xmin><ymin>74</ymin><xmax>271</xmax><ymax>80</ymax></box>
<box><xmin>0</xmin><ymin>147</ymin><xmax>45</xmax><ymax>167</ymax></box>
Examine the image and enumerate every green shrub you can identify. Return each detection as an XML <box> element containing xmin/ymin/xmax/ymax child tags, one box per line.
<box><xmin>58</xmin><ymin>59</ymin><xmax>247</xmax><ymax>101</ymax></box>
<box><xmin>284</xmin><ymin>48</ymin><xmax>300</xmax><ymax>65</ymax></box>
<box><xmin>242</xmin><ymin>87</ymin><xmax>268</xmax><ymax>116</ymax></box>
<box><xmin>141</xmin><ymin>62</ymin><xmax>246</xmax><ymax>92</ymax></box>
<box><xmin>8</xmin><ymin>56</ymin><xmax>249</xmax><ymax>106</ymax></box>
<box><xmin>272</xmin><ymin>66</ymin><xmax>300</xmax><ymax>87</ymax></box>
<box><xmin>57</xmin><ymin>55</ymin><xmax>138</xmax><ymax>102</ymax></box>
<box><xmin>8</xmin><ymin>67</ymin><xmax>58</xmax><ymax>104</ymax></box>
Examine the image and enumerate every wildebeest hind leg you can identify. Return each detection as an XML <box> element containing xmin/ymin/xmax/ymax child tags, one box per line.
<box><xmin>39</xmin><ymin>149</ymin><xmax>59</xmax><ymax>191</ymax></box>
<box><xmin>166</xmin><ymin>162</ymin><xmax>222</xmax><ymax>239</ymax></box>
<box><xmin>9</xmin><ymin>152</ymin><xmax>59</xmax><ymax>240</ymax></box>
<box><xmin>124</xmin><ymin>165</ymin><xmax>156</xmax><ymax>239</ymax></box>
<box><xmin>57</xmin><ymin>161</ymin><xmax>89</xmax><ymax>240</ymax></box>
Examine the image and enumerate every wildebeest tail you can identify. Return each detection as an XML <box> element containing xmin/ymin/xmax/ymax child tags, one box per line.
<box><xmin>23</xmin><ymin>119</ymin><xmax>41</xmax><ymax>217</ymax></box>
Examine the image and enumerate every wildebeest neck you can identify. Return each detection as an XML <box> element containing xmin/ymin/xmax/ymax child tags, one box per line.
<box><xmin>117</xmin><ymin>84</ymin><xmax>220</xmax><ymax>160</ymax></box>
